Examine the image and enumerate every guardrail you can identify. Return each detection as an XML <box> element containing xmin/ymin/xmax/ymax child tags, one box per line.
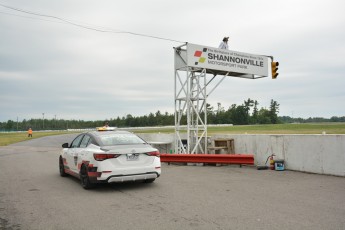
<box><xmin>160</xmin><ymin>154</ymin><xmax>254</xmax><ymax>165</ymax></box>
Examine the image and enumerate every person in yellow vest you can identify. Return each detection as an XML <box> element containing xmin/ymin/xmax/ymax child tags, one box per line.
<box><xmin>28</xmin><ymin>128</ymin><xmax>33</xmax><ymax>137</ymax></box>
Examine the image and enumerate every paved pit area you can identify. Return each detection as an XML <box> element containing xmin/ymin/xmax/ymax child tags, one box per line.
<box><xmin>0</xmin><ymin>134</ymin><xmax>344</xmax><ymax>230</ymax></box>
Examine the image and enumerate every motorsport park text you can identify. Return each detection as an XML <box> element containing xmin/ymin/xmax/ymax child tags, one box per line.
<box><xmin>208</xmin><ymin>53</ymin><xmax>264</xmax><ymax>68</ymax></box>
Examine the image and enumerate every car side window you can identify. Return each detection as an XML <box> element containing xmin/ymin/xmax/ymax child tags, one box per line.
<box><xmin>79</xmin><ymin>135</ymin><xmax>91</xmax><ymax>148</ymax></box>
<box><xmin>89</xmin><ymin>137</ymin><xmax>98</xmax><ymax>146</ymax></box>
<box><xmin>71</xmin><ymin>135</ymin><xmax>84</xmax><ymax>148</ymax></box>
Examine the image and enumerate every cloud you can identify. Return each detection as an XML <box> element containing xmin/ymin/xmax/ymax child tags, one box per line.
<box><xmin>1</xmin><ymin>0</ymin><xmax>345</xmax><ymax>122</ymax></box>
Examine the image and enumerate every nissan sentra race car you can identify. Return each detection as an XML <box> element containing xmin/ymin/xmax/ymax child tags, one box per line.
<box><xmin>59</xmin><ymin>128</ymin><xmax>161</xmax><ymax>189</ymax></box>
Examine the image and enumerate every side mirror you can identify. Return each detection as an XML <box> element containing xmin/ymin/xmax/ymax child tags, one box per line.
<box><xmin>62</xmin><ymin>143</ymin><xmax>69</xmax><ymax>148</ymax></box>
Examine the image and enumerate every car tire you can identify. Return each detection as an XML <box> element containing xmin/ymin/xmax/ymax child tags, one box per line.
<box><xmin>59</xmin><ymin>156</ymin><xmax>68</xmax><ymax>177</ymax></box>
<box><xmin>80</xmin><ymin>164</ymin><xmax>95</xmax><ymax>189</ymax></box>
<box><xmin>143</xmin><ymin>178</ymin><xmax>155</xmax><ymax>183</ymax></box>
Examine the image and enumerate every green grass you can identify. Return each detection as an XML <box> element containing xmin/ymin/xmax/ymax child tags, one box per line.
<box><xmin>207</xmin><ymin>123</ymin><xmax>345</xmax><ymax>134</ymax></box>
<box><xmin>1</xmin><ymin>123</ymin><xmax>344</xmax><ymax>146</ymax></box>
<box><xmin>134</xmin><ymin>123</ymin><xmax>345</xmax><ymax>135</ymax></box>
<box><xmin>0</xmin><ymin>131</ymin><xmax>78</xmax><ymax>146</ymax></box>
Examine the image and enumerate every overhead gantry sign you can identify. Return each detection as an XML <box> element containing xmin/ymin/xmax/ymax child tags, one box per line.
<box><xmin>186</xmin><ymin>43</ymin><xmax>269</xmax><ymax>78</ymax></box>
<box><xmin>174</xmin><ymin>43</ymin><xmax>278</xmax><ymax>154</ymax></box>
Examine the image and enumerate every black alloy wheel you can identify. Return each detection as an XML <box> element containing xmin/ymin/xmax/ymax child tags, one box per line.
<box><xmin>59</xmin><ymin>156</ymin><xmax>68</xmax><ymax>177</ymax></box>
<box><xmin>80</xmin><ymin>164</ymin><xmax>94</xmax><ymax>189</ymax></box>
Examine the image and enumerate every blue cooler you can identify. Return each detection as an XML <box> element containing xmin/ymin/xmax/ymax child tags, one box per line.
<box><xmin>274</xmin><ymin>159</ymin><xmax>285</xmax><ymax>171</ymax></box>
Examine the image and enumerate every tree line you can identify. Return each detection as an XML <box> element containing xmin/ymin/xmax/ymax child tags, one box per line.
<box><xmin>1</xmin><ymin>99</ymin><xmax>344</xmax><ymax>131</ymax></box>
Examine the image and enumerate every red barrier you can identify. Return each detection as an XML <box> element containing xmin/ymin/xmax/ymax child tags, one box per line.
<box><xmin>160</xmin><ymin>154</ymin><xmax>254</xmax><ymax>165</ymax></box>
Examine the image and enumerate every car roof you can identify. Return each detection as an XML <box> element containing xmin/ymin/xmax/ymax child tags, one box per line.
<box><xmin>86</xmin><ymin>130</ymin><xmax>133</xmax><ymax>137</ymax></box>
<box><xmin>83</xmin><ymin>130</ymin><xmax>144</xmax><ymax>147</ymax></box>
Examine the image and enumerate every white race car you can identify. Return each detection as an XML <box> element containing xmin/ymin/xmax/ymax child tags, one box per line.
<box><xmin>59</xmin><ymin>128</ymin><xmax>161</xmax><ymax>189</ymax></box>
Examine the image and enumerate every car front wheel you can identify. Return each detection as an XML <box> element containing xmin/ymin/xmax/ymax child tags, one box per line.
<box><xmin>59</xmin><ymin>156</ymin><xmax>67</xmax><ymax>177</ymax></box>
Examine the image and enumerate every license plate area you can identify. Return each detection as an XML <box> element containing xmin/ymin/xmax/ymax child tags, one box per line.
<box><xmin>126</xmin><ymin>153</ymin><xmax>139</xmax><ymax>161</ymax></box>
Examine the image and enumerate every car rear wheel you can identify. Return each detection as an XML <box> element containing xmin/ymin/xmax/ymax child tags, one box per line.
<box><xmin>80</xmin><ymin>164</ymin><xmax>95</xmax><ymax>189</ymax></box>
<box><xmin>59</xmin><ymin>156</ymin><xmax>67</xmax><ymax>177</ymax></box>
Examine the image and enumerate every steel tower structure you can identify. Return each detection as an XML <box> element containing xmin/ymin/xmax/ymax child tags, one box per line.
<box><xmin>173</xmin><ymin>43</ymin><xmax>269</xmax><ymax>154</ymax></box>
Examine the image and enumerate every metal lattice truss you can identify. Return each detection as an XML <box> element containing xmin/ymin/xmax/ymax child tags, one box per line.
<box><xmin>174</xmin><ymin>44</ymin><xmax>228</xmax><ymax>154</ymax></box>
<box><xmin>175</xmin><ymin>68</ymin><xmax>206</xmax><ymax>154</ymax></box>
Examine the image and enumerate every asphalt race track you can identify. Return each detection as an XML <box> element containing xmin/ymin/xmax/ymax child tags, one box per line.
<box><xmin>0</xmin><ymin>134</ymin><xmax>345</xmax><ymax>230</ymax></box>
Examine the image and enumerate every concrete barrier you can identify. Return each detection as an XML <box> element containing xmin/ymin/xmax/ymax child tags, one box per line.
<box><xmin>138</xmin><ymin>133</ymin><xmax>345</xmax><ymax>177</ymax></box>
<box><xmin>213</xmin><ymin>134</ymin><xmax>345</xmax><ymax>177</ymax></box>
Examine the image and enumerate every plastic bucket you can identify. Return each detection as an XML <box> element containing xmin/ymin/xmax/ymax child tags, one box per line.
<box><xmin>274</xmin><ymin>159</ymin><xmax>285</xmax><ymax>171</ymax></box>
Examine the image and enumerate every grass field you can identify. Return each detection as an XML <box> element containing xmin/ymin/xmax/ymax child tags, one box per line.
<box><xmin>1</xmin><ymin>123</ymin><xmax>344</xmax><ymax>146</ymax></box>
<box><xmin>135</xmin><ymin>123</ymin><xmax>345</xmax><ymax>135</ymax></box>
<box><xmin>0</xmin><ymin>131</ymin><xmax>73</xmax><ymax>146</ymax></box>
<box><xmin>207</xmin><ymin>123</ymin><xmax>345</xmax><ymax>135</ymax></box>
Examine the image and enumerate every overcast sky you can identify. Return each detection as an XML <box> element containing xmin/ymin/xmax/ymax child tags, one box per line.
<box><xmin>1</xmin><ymin>0</ymin><xmax>344</xmax><ymax>122</ymax></box>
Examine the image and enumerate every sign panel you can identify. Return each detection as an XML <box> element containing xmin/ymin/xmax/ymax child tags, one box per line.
<box><xmin>187</xmin><ymin>43</ymin><xmax>268</xmax><ymax>77</ymax></box>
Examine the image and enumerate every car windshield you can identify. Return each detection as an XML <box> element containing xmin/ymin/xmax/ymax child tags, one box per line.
<box><xmin>99</xmin><ymin>133</ymin><xmax>146</xmax><ymax>146</ymax></box>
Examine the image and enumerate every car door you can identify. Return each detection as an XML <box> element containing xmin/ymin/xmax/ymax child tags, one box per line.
<box><xmin>78</xmin><ymin>134</ymin><xmax>92</xmax><ymax>163</ymax></box>
<box><xmin>66</xmin><ymin>134</ymin><xmax>84</xmax><ymax>173</ymax></box>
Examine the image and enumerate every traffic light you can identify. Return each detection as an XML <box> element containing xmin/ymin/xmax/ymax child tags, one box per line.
<box><xmin>271</xmin><ymin>62</ymin><xmax>279</xmax><ymax>79</ymax></box>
